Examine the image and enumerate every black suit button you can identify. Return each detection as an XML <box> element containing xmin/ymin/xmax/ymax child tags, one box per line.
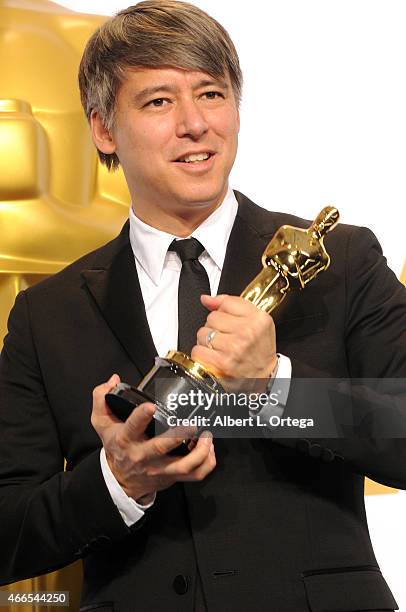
<box><xmin>173</xmin><ymin>574</ymin><xmax>189</xmax><ymax>595</ymax></box>
<box><xmin>308</xmin><ymin>443</ymin><xmax>322</xmax><ymax>458</ymax></box>
<box><xmin>322</xmin><ymin>448</ymin><xmax>335</xmax><ymax>463</ymax></box>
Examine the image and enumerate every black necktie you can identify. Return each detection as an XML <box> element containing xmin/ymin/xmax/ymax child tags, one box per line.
<box><xmin>169</xmin><ymin>238</ymin><xmax>211</xmax><ymax>354</ymax></box>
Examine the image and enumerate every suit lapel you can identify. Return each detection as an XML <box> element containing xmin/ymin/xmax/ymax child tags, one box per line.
<box><xmin>81</xmin><ymin>224</ymin><xmax>157</xmax><ymax>378</ymax></box>
<box><xmin>218</xmin><ymin>191</ymin><xmax>277</xmax><ymax>298</ymax></box>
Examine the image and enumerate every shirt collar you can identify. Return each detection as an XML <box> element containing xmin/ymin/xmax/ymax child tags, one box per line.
<box><xmin>129</xmin><ymin>187</ymin><xmax>238</xmax><ymax>285</ymax></box>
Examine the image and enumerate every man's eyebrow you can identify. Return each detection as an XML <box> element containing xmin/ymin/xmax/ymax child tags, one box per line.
<box><xmin>132</xmin><ymin>78</ymin><xmax>229</xmax><ymax>104</ymax></box>
<box><xmin>194</xmin><ymin>78</ymin><xmax>229</xmax><ymax>91</ymax></box>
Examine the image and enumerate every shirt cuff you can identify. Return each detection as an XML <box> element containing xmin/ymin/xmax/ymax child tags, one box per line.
<box><xmin>270</xmin><ymin>353</ymin><xmax>292</xmax><ymax>406</ymax></box>
<box><xmin>250</xmin><ymin>353</ymin><xmax>292</xmax><ymax>423</ymax></box>
<box><xmin>100</xmin><ymin>448</ymin><xmax>156</xmax><ymax>527</ymax></box>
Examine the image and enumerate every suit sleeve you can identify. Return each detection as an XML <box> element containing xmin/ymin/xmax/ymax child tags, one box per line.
<box><xmin>0</xmin><ymin>291</ymin><xmax>139</xmax><ymax>586</ymax></box>
<box><xmin>271</xmin><ymin>226</ymin><xmax>406</xmax><ymax>488</ymax></box>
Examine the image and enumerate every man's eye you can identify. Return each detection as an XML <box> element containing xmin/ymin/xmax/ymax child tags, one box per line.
<box><xmin>203</xmin><ymin>91</ymin><xmax>223</xmax><ymax>100</ymax></box>
<box><xmin>205</xmin><ymin>91</ymin><xmax>221</xmax><ymax>99</ymax></box>
<box><xmin>147</xmin><ymin>98</ymin><xmax>167</xmax><ymax>107</ymax></box>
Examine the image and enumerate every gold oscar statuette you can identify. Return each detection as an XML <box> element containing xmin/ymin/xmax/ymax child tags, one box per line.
<box><xmin>106</xmin><ymin>206</ymin><xmax>340</xmax><ymax>428</ymax></box>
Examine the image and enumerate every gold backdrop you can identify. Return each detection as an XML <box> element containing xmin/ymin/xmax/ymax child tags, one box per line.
<box><xmin>0</xmin><ymin>0</ymin><xmax>130</xmax><ymax>345</ymax></box>
<box><xmin>0</xmin><ymin>1</ymin><xmax>405</xmax><ymax>610</ymax></box>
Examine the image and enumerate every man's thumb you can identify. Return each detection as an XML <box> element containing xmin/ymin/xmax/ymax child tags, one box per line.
<box><xmin>200</xmin><ymin>294</ymin><xmax>227</xmax><ymax>310</ymax></box>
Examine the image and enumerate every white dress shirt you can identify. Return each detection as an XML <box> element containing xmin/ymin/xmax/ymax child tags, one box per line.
<box><xmin>100</xmin><ymin>187</ymin><xmax>291</xmax><ymax>526</ymax></box>
<box><xmin>128</xmin><ymin>187</ymin><xmax>239</xmax><ymax>355</ymax></box>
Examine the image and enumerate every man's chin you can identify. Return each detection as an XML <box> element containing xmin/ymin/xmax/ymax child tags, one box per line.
<box><xmin>173</xmin><ymin>186</ymin><xmax>228</xmax><ymax>213</ymax></box>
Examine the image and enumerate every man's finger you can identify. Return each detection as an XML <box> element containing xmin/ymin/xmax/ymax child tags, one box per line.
<box><xmin>205</xmin><ymin>311</ymin><xmax>238</xmax><ymax>334</ymax></box>
<box><xmin>93</xmin><ymin>374</ymin><xmax>121</xmax><ymax>410</ymax></box>
<box><xmin>200</xmin><ymin>294</ymin><xmax>227</xmax><ymax>312</ymax></box>
<box><xmin>122</xmin><ymin>402</ymin><xmax>156</xmax><ymax>442</ymax></box>
<box><xmin>157</xmin><ymin>431</ymin><xmax>213</xmax><ymax>477</ymax></box>
<box><xmin>191</xmin><ymin>344</ymin><xmax>225</xmax><ymax>374</ymax></box>
<box><xmin>196</xmin><ymin>326</ymin><xmax>230</xmax><ymax>351</ymax></box>
<box><xmin>179</xmin><ymin>445</ymin><xmax>217</xmax><ymax>481</ymax></box>
<box><xmin>140</xmin><ymin>424</ymin><xmax>198</xmax><ymax>460</ymax></box>
<box><xmin>201</xmin><ymin>294</ymin><xmax>248</xmax><ymax>316</ymax></box>
<box><xmin>91</xmin><ymin>374</ymin><xmax>122</xmax><ymax>429</ymax></box>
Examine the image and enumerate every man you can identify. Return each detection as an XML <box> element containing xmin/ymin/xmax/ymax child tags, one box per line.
<box><xmin>0</xmin><ymin>1</ymin><xmax>405</xmax><ymax>611</ymax></box>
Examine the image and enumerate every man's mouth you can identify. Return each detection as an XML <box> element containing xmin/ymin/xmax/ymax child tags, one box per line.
<box><xmin>175</xmin><ymin>152</ymin><xmax>214</xmax><ymax>164</ymax></box>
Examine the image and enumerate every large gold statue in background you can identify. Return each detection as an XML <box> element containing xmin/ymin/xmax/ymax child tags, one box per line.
<box><xmin>0</xmin><ymin>1</ymin><xmax>405</xmax><ymax>610</ymax></box>
<box><xmin>0</xmin><ymin>0</ymin><xmax>129</xmax><ymax>345</ymax></box>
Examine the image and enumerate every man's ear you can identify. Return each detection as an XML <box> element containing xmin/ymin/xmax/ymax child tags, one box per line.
<box><xmin>90</xmin><ymin>109</ymin><xmax>116</xmax><ymax>154</ymax></box>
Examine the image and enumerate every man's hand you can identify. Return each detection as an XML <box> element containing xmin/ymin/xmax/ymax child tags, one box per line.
<box><xmin>91</xmin><ymin>375</ymin><xmax>216</xmax><ymax>503</ymax></box>
<box><xmin>192</xmin><ymin>294</ymin><xmax>278</xmax><ymax>392</ymax></box>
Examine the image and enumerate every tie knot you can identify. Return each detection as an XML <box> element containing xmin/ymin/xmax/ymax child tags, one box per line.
<box><xmin>169</xmin><ymin>237</ymin><xmax>205</xmax><ymax>263</ymax></box>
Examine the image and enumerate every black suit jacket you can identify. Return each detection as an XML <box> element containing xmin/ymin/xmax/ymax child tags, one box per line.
<box><xmin>0</xmin><ymin>192</ymin><xmax>405</xmax><ymax>612</ymax></box>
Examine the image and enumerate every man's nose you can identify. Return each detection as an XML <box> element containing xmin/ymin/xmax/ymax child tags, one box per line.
<box><xmin>175</xmin><ymin>100</ymin><xmax>209</xmax><ymax>140</ymax></box>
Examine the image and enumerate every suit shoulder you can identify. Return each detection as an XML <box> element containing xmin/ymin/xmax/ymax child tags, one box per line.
<box><xmin>233</xmin><ymin>190</ymin><xmax>308</xmax><ymax>236</ymax></box>
<box><xmin>234</xmin><ymin>190</ymin><xmax>360</xmax><ymax>242</ymax></box>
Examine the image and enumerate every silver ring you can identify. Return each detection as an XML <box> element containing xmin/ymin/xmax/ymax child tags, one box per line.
<box><xmin>206</xmin><ymin>329</ymin><xmax>217</xmax><ymax>349</ymax></box>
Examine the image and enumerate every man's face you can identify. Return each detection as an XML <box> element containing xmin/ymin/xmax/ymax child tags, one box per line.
<box><xmin>95</xmin><ymin>67</ymin><xmax>240</xmax><ymax>228</ymax></box>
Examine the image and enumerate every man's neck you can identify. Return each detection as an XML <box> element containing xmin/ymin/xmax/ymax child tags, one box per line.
<box><xmin>132</xmin><ymin>208</ymin><xmax>218</xmax><ymax>237</ymax></box>
<box><xmin>131</xmin><ymin>191</ymin><xmax>229</xmax><ymax>237</ymax></box>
